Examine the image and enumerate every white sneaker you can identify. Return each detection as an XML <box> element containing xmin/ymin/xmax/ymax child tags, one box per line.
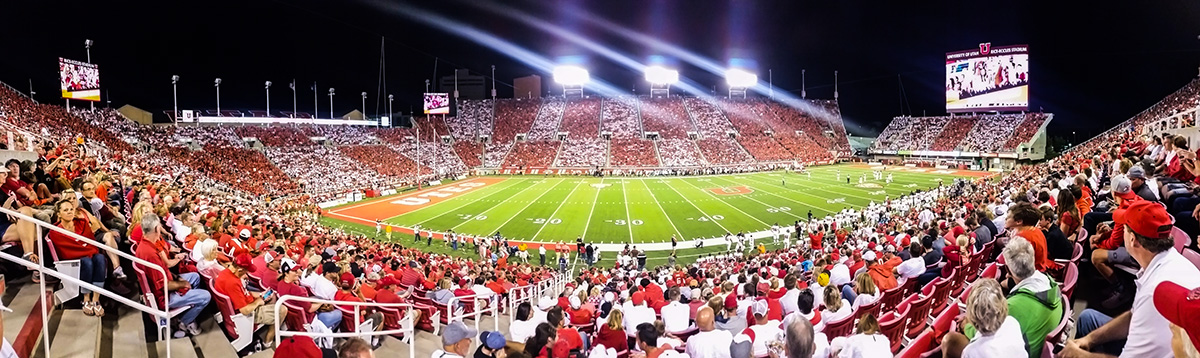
<box><xmin>185</xmin><ymin>322</ymin><xmax>201</xmax><ymax>336</ymax></box>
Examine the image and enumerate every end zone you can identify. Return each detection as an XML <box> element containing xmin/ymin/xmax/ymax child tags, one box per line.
<box><xmin>324</xmin><ymin>177</ymin><xmax>506</xmax><ymax>229</ymax></box>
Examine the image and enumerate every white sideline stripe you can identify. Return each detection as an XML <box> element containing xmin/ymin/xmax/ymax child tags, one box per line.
<box><xmin>580</xmin><ymin>178</ymin><xmax>604</xmax><ymax>241</ymax></box>
<box><xmin>635</xmin><ymin>178</ymin><xmax>686</xmax><ymax>240</ymax></box>
<box><xmin>330</xmin><ymin>177</ymin><xmax>484</xmax><ymax>212</ymax></box>
<box><xmin>483</xmin><ymin>179</ymin><xmax>570</xmax><ymax>234</ymax></box>
<box><xmin>620</xmin><ymin>180</ymin><xmax>635</xmax><ymax>244</ymax></box>
<box><xmin>530</xmin><ymin>180</ymin><xmax>585</xmax><ymax>241</ymax></box>
<box><xmin>672</xmin><ymin>178</ymin><xmax>770</xmax><ymax>227</ymax></box>
<box><xmin>411</xmin><ymin>178</ymin><xmax>529</xmax><ymax>225</ymax></box>
<box><xmin>450</xmin><ymin>179</ymin><xmax>559</xmax><ymax>230</ymax></box>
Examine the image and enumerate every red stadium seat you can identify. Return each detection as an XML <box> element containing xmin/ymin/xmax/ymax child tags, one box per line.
<box><xmin>821</xmin><ymin>311</ymin><xmax>855</xmax><ymax>339</ymax></box>
<box><xmin>877</xmin><ymin>311</ymin><xmax>908</xmax><ymax>353</ymax></box>
<box><xmin>903</xmin><ymin>292</ymin><xmax>933</xmax><ymax>339</ymax></box>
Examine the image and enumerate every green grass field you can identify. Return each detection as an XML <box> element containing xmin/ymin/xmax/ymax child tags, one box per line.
<box><xmin>324</xmin><ymin>164</ymin><xmax>982</xmax><ymax>246</ymax></box>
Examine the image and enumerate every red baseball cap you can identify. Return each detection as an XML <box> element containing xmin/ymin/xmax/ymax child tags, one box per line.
<box><xmin>378</xmin><ymin>276</ymin><xmax>401</xmax><ymax>288</ymax></box>
<box><xmin>1153</xmin><ymin>281</ymin><xmax>1200</xmax><ymax>350</ymax></box>
<box><xmin>233</xmin><ymin>253</ymin><xmax>257</xmax><ymax>273</ymax></box>
<box><xmin>631</xmin><ymin>291</ymin><xmax>645</xmax><ymax>305</ymax></box>
<box><xmin>339</xmin><ymin>272</ymin><xmax>355</xmax><ymax>287</ymax></box>
<box><xmin>1114</xmin><ymin>200</ymin><xmax>1173</xmax><ymax>239</ymax></box>
<box><xmin>273</xmin><ymin>336</ymin><xmax>321</xmax><ymax>358</ymax></box>
<box><xmin>724</xmin><ymin>292</ymin><xmax>738</xmax><ymax>310</ymax></box>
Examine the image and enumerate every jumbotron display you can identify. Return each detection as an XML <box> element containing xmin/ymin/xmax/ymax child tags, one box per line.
<box><xmin>59</xmin><ymin>57</ymin><xmax>101</xmax><ymax>102</ymax></box>
<box><xmin>423</xmin><ymin>92</ymin><xmax>450</xmax><ymax>114</ymax></box>
<box><xmin>945</xmin><ymin>43</ymin><xmax>1028</xmax><ymax>112</ymax></box>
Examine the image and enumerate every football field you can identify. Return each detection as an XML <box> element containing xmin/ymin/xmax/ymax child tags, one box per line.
<box><xmin>323</xmin><ymin>164</ymin><xmax>991</xmax><ymax>245</ymax></box>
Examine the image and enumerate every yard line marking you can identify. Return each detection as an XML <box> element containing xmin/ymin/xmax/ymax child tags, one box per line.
<box><xmin>407</xmin><ymin>178</ymin><xmax>529</xmax><ymax>224</ymax></box>
<box><xmin>634</xmin><ymin>179</ymin><xmax>686</xmax><ymax>240</ymax></box>
<box><xmin>581</xmin><ymin>178</ymin><xmax>604</xmax><ymax>241</ymax></box>
<box><xmin>483</xmin><ymin>179</ymin><xmax>571</xmax><ymax>234</ymax></box>
<box><xmin>531</xmin><ymin>180</ymin><xmax>586</xmax><ymax>241</ymax></box>
<box><xmin>449</xmin><ymin>179</ymin><xmax>559</xmax><ymax>230</ymax></box>
<box><xmin>743</xmin><ymin>174</ymin><xmax>880</xmax><ymax>202</ymax></box>
<box><xmin>620</xmin><ymin>180</ymin><xmax>635</xmax><ymax>244</ymax></box>
<box><xmin>673</xmin><ymin>178</ymin><xmax>771</xmax><ymax>226</ymax></box>
<box><xmin>708</xmin><ymin>176</ymin><xmax>831</xmax><ymax>216</ymax></box>
<box><xmin>656</xmin><ymin>178</ymin><xmax>732</xmax><ymax>233</ymax></box>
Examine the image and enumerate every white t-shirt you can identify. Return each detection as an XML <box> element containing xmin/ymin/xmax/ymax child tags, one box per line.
<box><xmin>836</xmin><ymin>333</ymin><xmax>891</xmax><ymax>358</ymax></box>
<box><xmin>820</xmin><ymin>301</ymin><xmax>852</xmax><ymax>328</ymax></box>
<box><xmin>1121</xmin><ymin>250</ymin><xmax>1200</xmax><ymax>358</ymax></box>
<box><xmin>829</xmin><ymin>264</ymin><xmax>851</xmax><ymax>287</ymax></box>
<box><xmin>896</xmin><ymin>257</ymin><xmax>926</xmax><ymax>285</ymax></box>
<box><xmin>962</xmin><ymin>316</ymin><xmax>1025</xmax><ymax>358</ymax></box>
<box><xmin>852</xmin><ymin>293</ymin><xmax>879</xmax><ymax>310</ymax></box>
<box><xmin>623</xmin><ymin>305</ymin><xmax>656</xmax><ymax>336</ymax></box>
<box><xmin>301</xmin><ymin>273</ymin><xmax>337</xmax><ymax>300</ymax></box>
<box><xmin>660</xmin><ymin>301</ymin><xmax>691</xmax><ymax>333</ymax></box>
<box><xmin>779</xmin><ymin>288</ymin><xmax>801</xmax><ymax>316</ymax></box>
<box><xmin>685</xmin><ymin>329</ymin><xmax>733</xmax><ymax>358</ymax></box>
<box><xmin>509</xmin><ymin>318</ymin><xmax>538</xmax><ymax>344</ymax></box>
<box><xmin>742</xmin><ymin>321</ymin><xmax>783</xmax><ymax>357</ymax></box>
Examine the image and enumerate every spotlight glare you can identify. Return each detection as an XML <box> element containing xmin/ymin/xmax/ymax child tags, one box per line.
<box><xmin>553</xmin><ymin>65</ymin><xmax>590</xmax><ymax>86</ymax></box>
<box><xmin>644</xmin><ymin>66</ymin><xmax>679</xmax><ymax>85</ymax></box>
<box><xmin>725</xmin><ymin>68</ymin><xmax>757</xmax><ymax>88</ymax></box>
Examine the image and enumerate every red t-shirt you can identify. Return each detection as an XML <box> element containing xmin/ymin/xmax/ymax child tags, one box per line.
<box><xmin>276</xmin><ymin>280</ymin><xmax>311</xmax><ymax>312</ymax></box>
<box><xmin>374</xmin><ymin>287</ymin><xmax>404</xmax><ymax>304</ymax></box>
<box><xmin>215</xmin><ymin>268</ymin><xmax>253</xmax><ymax>311</ymax></box>
<box><xmin>134</xmin><ymin>239</ymin><xmax>173</xmax><ymax>308</ymax></box>
<box><xmin>49</xmin><ymin>217</ymin><xmax>99</xmax><ymax>260</ymax></box>
<box><xmin>552</xmin><ymin>327</ymin><xmax>584</xmax><ymax>358</ymax></box>
<box><xmin>1017</xmin><ymin>228</ymin><xmax>1053</xmax><ymax>271</ymax></box>
<box><xmin>809</xmin><ymin>232</ymin><xmax>823</xmax><ymax>250</ymax></box>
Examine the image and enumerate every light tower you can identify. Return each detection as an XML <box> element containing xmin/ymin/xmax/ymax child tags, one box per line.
<box><xmin>725</xmin><ymin>68</ymin><xmax>757</xmax><ymax>99</ymax></box>
<box><xmin>645</xmin><ymin>66</ymin><xmax>679</xmax><ymax>98</ymax></box>
<box><xmin>171</xmin><ymin>75</ymin><xmax>179</xmax><ymax>126</ymax></box>
<box><xmin>214</xmin><ymin>78</ymin><xmax>222</xmax><ymax>113</ymax></box>
<box><xmin>328</xmin><ymin>88</ymin><xmax>336</xmax><ymax>119</ymax></box>
<box><xmin>264</xmin><ymin>81</ymin><xmax>272</xmax><ymax>116</ymax></box>
<box><xmin>361</xmin><ymin>92</ymin><xmax>368</xmax><ymax>121</ymax></box>
<box><xmin>553</xmin><ymin>65</ymin><xmax>588</xmax><ymax>97</ymax></box>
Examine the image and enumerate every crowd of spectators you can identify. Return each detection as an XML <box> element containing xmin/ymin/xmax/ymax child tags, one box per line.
<box><xmin>927</xmin><ymin>116</ymin><xmax>981</xmax><ymax>151</ymax></box>
<box><xmin>601</xmin><ymin>97</ymin><xmax>643</xmax><ymax>140</ymax></box>
<box><xmin>559</xmin><ymin>98</ymin><xmax>602</xmax><ymax>140</ymax></box>
<box><xmin>340</xmin><ymin>145</ymin><xmax>432</xmax><ymax>180</ymax></box>
<box><xmin>686</xmin><ymin>98</ymin><xmax>737</xmax><ymax>138</ymax></box>
<box><xmin>446</xmin><ymin>99</ymin><xmax>494</xmax><ymax>141</ymax></box>
<box><xmin>527</xmin><ymin>99</ymin><xmax>565</xmax><ymax>141</ymax></box>
<box><xmin>609</xmin><ymin>138</ymin><xmax>660</xmax><ymax>167</ymax></box>
<box><xmin>482</xmin><ymin>142</ymin><xmax>513</xmax><ymax>168</ymax></box>
<box><xmin>453</xmin><ymin>140</ymin><xmax>484</xmax><ymax>168</ymax></box>
<box><xmin>734</xmin><ymin>135</ymin><xmax>793</xmax><ymax>162</ymax></box>
<box><xmin>392</xmin><ymin>142</ymin><xmax>468</xmax><ymax>175</ymax></box>
<box><xmin>640</xmin><ymin>98</ymin><xmax>697</xmax><ymax>139</ymax></box>
<box><xmin>1002</xmin><ymin>113</ymin><xmax>1050</xmax><ymax>151</ymax></box>
<box><xmin>262</xmin><ymin>146</ymin><xmax>389</xmax><ymax>203</ymax></box>
<box><xmin>555</xmin><ymin>140</ymin><xmax>607</xmax><ymax>167</ymax></box>
<box><xmin>657</xmin><ymin>138</ymin><xmax>709</xmax><ymax>167</ymax></box>
<box><xmin>696</xmin><ymin>138</ymin><xmax>754</xmax><ymax>165</ymax></box>
<box><xmin>492</xmin><ymin>99</ymin><xmax>541</xmax><ymax>144</ymax></box>
<box><xmin>308</xmin><ymin>125</ymin><xmax>378</xmax><ymax>146</ymax></box>
<box><xmin>772</xmin><ymin>134</ymin><xmax>833</xmax><ymax>163</ymax></box>
<box><xmin>233</xmin><ymin>126</ymin><xmax>315</xmax><ymax>147</ymax></box>
<box><xmin>501</xmin><ymin>141</ymin><xmax>561</xmax><ymax>168</ymax></box>
<box><xmin>957</xmin><ymin>114</ymin><xmax>1026</xmax><ymax>153</ymax></box>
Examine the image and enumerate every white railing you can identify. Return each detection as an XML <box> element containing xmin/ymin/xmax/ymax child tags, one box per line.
<box><xmin>0</xmin><ymin>206</ymin><xmax>178</xmax><ymax>358</ymax></box>
<box><xmin>446</xmin><ymin>294</ymin><xmax>499</xmax><ymax>343</ymax></box>
<box><xmin>506</xmin><ymin>284</ymin><xmax>536</xmax><ymax>326</ymax></box>
<box><xmin>273</xmin><ymin>295</ymin><xmax>416</xmax><ymax>358</ymax></box>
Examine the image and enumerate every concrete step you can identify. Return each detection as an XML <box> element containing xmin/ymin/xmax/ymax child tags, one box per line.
<box><xmin>109</xmin><ymin>307</ymin><xmax>150</xmax><ymax>358</ymax></box>
<box><xmin>151</xmin><ymin>338</ymin><xmax>198</xmax><ymax>358</ymax></box>
<box><xmin>48</xmin><ymin>310</ymin><xmax>101</xmax><ymax>358</ymax></box>
<box><xmin>245</xmin><ymin>348</ymin><xmax>276</xmax><ymax>358</ymax></box>
<box><xmin>3</xmin><ymin>282</ymin><xmax>44</xmax><ymax>350</ymax></box>
<box><xmin>192</xmin><ymin>319</ymin><xmax>238</xmax><ymax>358</ymax></box>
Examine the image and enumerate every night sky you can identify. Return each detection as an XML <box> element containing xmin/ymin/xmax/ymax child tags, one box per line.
<box><xmin>2</xmin><ymin>0</ymin><xmax>1199</xmax><ymax>140</ymax></box>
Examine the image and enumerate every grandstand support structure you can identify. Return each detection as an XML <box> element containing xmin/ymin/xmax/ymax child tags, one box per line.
<box><xmin>633</xmin><ymin>97</ymin><xmax>646</xmax><ymax>137</ymax></box>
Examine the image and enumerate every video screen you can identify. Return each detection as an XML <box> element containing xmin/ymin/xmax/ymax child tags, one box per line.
<box><xmin>423</xmin><ymin>93</ymin><xmax>450</xmax><ymax>114</ymax></box>
<box><xmin>945</xmin><ymin>44</ymin><xmax>1028</xmax><ymax>112</ymax></box>
<box><xmin>59</xmin><ymin>58</ymin><xmax>101</xmax><ymax>102</ymax></box>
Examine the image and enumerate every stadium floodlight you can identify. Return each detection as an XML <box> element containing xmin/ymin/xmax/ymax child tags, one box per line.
<box><xmin>552</xmin><ymin>65</ymin><xmax>590</xmax><ymax>86</ymax></box>
<box><xmin>328</xmin><ymin>88</ymin><xmax>335</xmax><ymax>119</ymax></box>
<box><xmin>644</xmin><ymin>66</ymin><xmax>679</xmax><ymax>85</ymax></box>
<box><xmin>84</xmin><ymin>39</ymin><xmax>93</xmax><ymax>49</ymax></box>
<box><xmin>725</xmin><ymin>68</ymin><xmax>758</xmax><ymax>88</ymax></box>
<box><xmin>215</xmin><ymin>78</ymin><xmax>222</xmax><ymax>113</ymax></box>
<box><xmin>171</xmin><ymin>75</ymin><xmax>179</xmax><ymax>127</ymax></box>
<box><xmin>265</xmin><ymin>81</ymin><xmax>272</xmax><ymax>116</ymax></box>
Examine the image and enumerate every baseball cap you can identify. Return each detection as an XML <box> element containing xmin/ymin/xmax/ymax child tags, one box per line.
<box><xmin>724</xmin><ymin>293</ymin><xmax>738</xmax><ymax>310</ymax></box>
<box><xmin>631</xmin><ymin>291</ymin><xmax>645</xmax><ymax>305</ymax></box>
<box><xmin>378</xmin><ymin>276</ymin><xmax>401</xmax><ymax>288</ymax></box>
<box><xmin>1153</xmin><ymin>281</ymin><xmax>1200</xmax><ymax>350</ymax></box>
<box><xmin>752</xmin><ymin>300</ymin><xmax>769</xmax><ymax>317</ymax></box>
<box><xmin>339</xmin><ymin>272</ymin><xmax>355</xmax><ymax>287</ymax></box>
<box><xmin>322</xmin><ymin>262</ymin><xmax>341</xmax><ymax>275</ymax></box>
<box><xmin>569</xmin><ymin>295</ymin><xmax>582</xmax><ymax>309</ymax></box>
<box><xmin>273</xmin><ymin>336</ymin><xmax>321</xmax><ymax>358</ymax></box>
<box><xmin>537</xmin><ymin>297</ymin><xmax>556</xmax><ymax>311</ymax></box>
<box><xmin>1114</xmin><ymin>200</ymin><xmax>1172</xmax><ymax>239</ymax></box>
<box><xmin>280</xmin><ymin>258</ymin><xmax>300</xmax><ymax>273</ymax></box>
<box><xmin>442</xmin><ymin>321</ymin><xmax>478</xmax><ymax>346</ymax></box>
<box><xmin>233</xmin><ymin>253</ymin><xmax>256</xmax><ymax>273</ymax></box>
<box><xmin>863</xmin><ymin>250</ymin><xmax>877</xmax><ymax>262</ymax></box>
<box><xmin>1127</xmin><ymin>165</ymin><xmax>1147</xmax><ymax>180</ymax></box>
<box><xmin>239</xmin><ymin>229</ymin><xmax>251</xmax><ymax>239</ymax></box>
<box><xmin>1110</xmin><ymin>175</ymin><xmax>1138</xmax><ymax>201</ymax></box>
<box><xmin>459</xmin><ymin>278</ymin><xmax>470</xmax><ymax>288</ymax></box>
<box><xmin>481</xmin><ymin>331</ymin><xmax>507</xmax><ymax>350</ymax></box>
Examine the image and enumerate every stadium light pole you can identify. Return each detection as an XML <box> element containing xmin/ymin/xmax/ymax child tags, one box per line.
<box><xmin>328</xmin><ymin>88</ymin><xmax>335</xmax><ymax>119</ymax></box>
<box><xmin>361</xmin><ymin>92</ymin><xmax>368</xmax><ymax>120</ymax></box>
<box><xmin>85</xmin><ymin>39</ymin><xmax>94</xmax><ymax>110</ymax></box>
<box><xmin>491</xmin><ymin>65</ymin><xmax>497</xmax><ymax>99</ymax></box>
<box><xmin>388</xmin><ymin>94</ymin><xmax>393</xmax><ymax>128</ymax></box>
<box><xmin>171</xmin><ymin>75</ymin><xmax>179</xmax><ymax>127</ymax></box>
<box><xmin>264</xmin><ymin>81</ymin><xmax>272</xmax><ymax>116</ymax></box>
<box><xmin>214</xmin><ymin>78</ymin><xmax>222</xmax><ymax>113</ymax></box>
<box><xmin>290</xmin><ymin>80</ymin><xmax>297</xmax><ymax>118</ymax></box>
<box><xmin>425</xmin><ymin>79</ymin><xmax>430</xmax><ymax>93</ymax></box>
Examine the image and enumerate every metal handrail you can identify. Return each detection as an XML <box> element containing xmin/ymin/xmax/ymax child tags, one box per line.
<box><xmin>0</xmin><ymin>206</ymin><xmax>177</xmax><ymax>358</ymax></box>
<box><xmin>273</xmin><ymin>295</ymin><xmax>416</xmax><ymax>358</ymax></box>
<box><xmin>446</xmin><ymin>293</ymin><xmax>499</xmax><ymax>343</ymax></box>
<box><xmin>505</xmin><ymin>284</ymin><xmax>536</xmax><ymax>325</ymax></box>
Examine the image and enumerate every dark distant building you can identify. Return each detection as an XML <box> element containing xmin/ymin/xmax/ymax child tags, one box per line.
<box><xmin>513</xmin><ymin>75</ymin><xmax>542</xmax><ymax>99</ymax></box>
<box><xmin>438</xmin><ymin>69</ymin><xmax>486</xmax><ymax>100</ymax></box>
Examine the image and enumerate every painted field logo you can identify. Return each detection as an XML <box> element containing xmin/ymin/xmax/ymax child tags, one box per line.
<box><xmin>868</xmin><ymin>190</ymin><xmax>887</xmax><ymax>196</ymax></box>
<box><xmin>708</xmin><ymin>186</ymin><xmax>753</xmax><ymax>195</ymax></box>
<box><xmin>827</xmin><ymin>197</ymin><xmax>846</xmax><ymax>204</ymax></box>
<box><xmin>856</xmin><ymin>183</ymin><xmax>882</xmax><ymax>189</ymax></box>
<box><xmin>591</xmin><ymin>184</ymin><xmax>612</xmax><ymax>189</ymax></box>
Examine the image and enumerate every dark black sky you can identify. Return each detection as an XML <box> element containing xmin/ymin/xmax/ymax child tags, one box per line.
<box><xmin>3</xmin><ymin>0</ymin><xmax>1199</xmax><ymax>139</ymax></box>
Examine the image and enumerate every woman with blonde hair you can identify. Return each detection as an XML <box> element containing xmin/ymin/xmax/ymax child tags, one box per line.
<box><xmin>850</xmin><ymin>273</ymin><xmax>879</xmax><ymax>310</ymax></box>
<box><xmin>594</xmin><ymin>308</ymin><xmax>628</xmax><ymax>352</ymax></box>
<box><xmin>945</xmin><ymin>278</ymin><xmax>1026</xmax><ymax>358</ymax></box>
<box><xmin>820</xmin><ymin>283</ymin><xmax>852</xmax><ymax>326</ymax></box>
